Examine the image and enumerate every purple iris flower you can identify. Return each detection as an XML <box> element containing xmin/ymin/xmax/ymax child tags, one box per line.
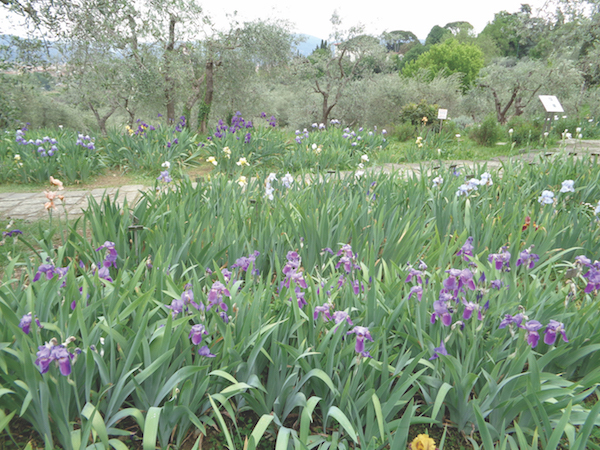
<box><xmin>520</xmin><ymin>320</ymin><xmax>543</xmax><ymax>347</ymax></box>
<box><xmin>457</xmin><ymin>236</ymin><xmax>474</xmax><ymax>261</ymax></box>
<box><xmin>321</xmin><ymin>247</ymin><xmax>334</xmax><ymax>255</ymax></box>
<box><xmin>405</xmin><ymin>268</ymin><xmax>424</xmax><ymax>284</ymax></box>
<box><xmin>575</xmin><ymin>255</ymin><xmax>592</xmax><ymax>267</ymax></box>
<box><xmin>352</xmin><ymin>280</ymin><xmax>363</xmax><ymax>295</ymax></box>
<box><xmin>157</xmin><ymin>170</ymin><xmax>173</xmax><ymax>183</ymax></box>
<box><xmin>431</xmin><ymin>300</ymin><xmax>452</xmax><ymax>326</ymax></box>
<box><xmin>314</xmin><ymin>303</ymin><xmax>332</xmax><ymax>321</ymax></box>
<box><xmin>198</xmin><ymin>345</ymin><xmax>216</xmax><ymax>357</ymax></box>
<box><xmin>347</xmin><ymin>326</ymin><xmax>373</xmax><ymax>354</ymax></box>
<box><xmin>408</xmin><ymin>285</ymin><xmax>423</xmax><ymax>301</ymax></box>
<box><xmin>544</xmin><ymin>320</ymin><xmax>568</xmax><ymax>345</ymax></box>
<box><xmin>189</xmin><ymin>324</ymin><xmax>208</xmax><ymax>345</ymax></box>
<box><xmin>221</xmin><ymin>268</ymin><xmax>232</xmax><ymax>284</ymax></box>
<box><xmin>461</xmin><ymin>299</ymin><xmax>481</xmax><ymax>320</ymax></box>
<box><xmin>167</xmin><ymin>298</ymin><xmax>184</xmax><ymax>317</ymax></box>
<box><xmin>516</xmin><ymin>246</ymin><xmax>539</xmax><ymax>269</ymax></box>
<box><xmin>35</xmin><ymin>342</ymin><xmax>73</xmax><ymax>376</ymax></box>
<box><xmin>490</xmin><ymin>279</ymin><xmax>503</xmax><ymax>290</ymax></box>
<box><xmin>97</xmin><ymin>266</ymin><xmax>113</xmax><ymax>283</ymax></box>
<box><xmin>33</xmin><ymin>264</ymin><xmax>56</xmax><ymax>282</ymax></box>
<box><xmin>429</xmin><ymin>340</ymin><xmax>448</xmax><ymax>360</ymax></box>
<box><xmin>332</xmin><ymin>310</ymin><xmax>353</xmax><ymax>328</ymax></box>
<box><xmin>583</xmin><ymin>266</ymin><xmax>600</xmax><ymax>293</ymax></box>
<box><xmin>499</xmin><ymin>313</ymin><xmax>523</xmax><ymax>329</ymax></box>
<box><xmin>207</xmin><ymin>281</ymin><xmax>230</xmax><ymax>312</ymax></box>
<box><xmin>488</xmin><ymin>247</ymin><xmax>511</xmax><ymax>271</ymax></box>
<box><xmin>3</xmin><ymin>229</ymin><xmax>22</xmax><ymax>238</ymax></box>
<box><xmin>19</xmin><ymin>313</ymin><xmax>33</xmax><ymax>334</ymax></box>
<box><xmin>232</xmin><ymin>251</ymin><xmax>260</xmax><ymax>275</ymax></box>
<box><xmin>96</xmin><ymin>241</ymin><xmax>118</xmax><ymax>268</ymax></box>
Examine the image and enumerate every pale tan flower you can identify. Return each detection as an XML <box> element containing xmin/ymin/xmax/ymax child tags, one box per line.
<box><xmin>49</xmin><ymin>176</ymin><xmax>64</xmax><ymax>190</ymax></box>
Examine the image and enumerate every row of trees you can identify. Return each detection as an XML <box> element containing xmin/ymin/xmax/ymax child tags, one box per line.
<box><xmin>1</xmin><ymin>0</ymin><xmax>600</xmax><ymax>131</ymax></box>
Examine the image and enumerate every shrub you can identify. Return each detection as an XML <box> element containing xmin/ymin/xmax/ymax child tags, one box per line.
<box><xmin>469</xmin><ymin>114</ymin><xmax>503</xmax><ymax>146</ymax></box>
<box><xmin>399</xmin><ymin>99</ymin><xmax>439</xmax><ymax>126</ymax></box>
<box><xmin>506</xmin><ymin>116</ymin><xmax>544</xmax><ymax>145</ymax></box>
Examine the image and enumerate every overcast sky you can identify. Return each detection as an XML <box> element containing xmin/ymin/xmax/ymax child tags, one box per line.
<box><xmin>2</xmin><ymin>0</ymin><xmax>552</xmax><ymax>40</ymax></box>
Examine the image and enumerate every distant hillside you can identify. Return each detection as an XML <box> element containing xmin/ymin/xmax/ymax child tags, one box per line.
<box><xmin>294</xmin><ymin>34</ymin><xmax>326</xmax><ymax>56</ymax></box>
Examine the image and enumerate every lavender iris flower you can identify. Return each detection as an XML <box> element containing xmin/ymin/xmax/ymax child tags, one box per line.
<box><xmin>314</xmin><ymin>303</ymin><xmax>332</xmax><ymax>321</ymax></box>
<box><xmin>488</xmin><ymin>247</ymin><xmax>511</xmax><ymax>271</ymax></box>
<box><xmin>35</xmin><ymin>341</ymin><xmax>73</xmax><ymax>376</ymax></box>
<box><xmin>457</xmin><ymin>236</ymin><xmax>474</xmax><ymax>261</ymax></box>
<box><xmin>431</xmin><ymin>300</ymin><xmax>452</xmax><ymax>326</ymax></box>
<box><xmin>332</xmin><ymin>310</ymin><xmax>353</xmax><ymax>327</ymax></box>
<box><xmin>198</xmin><ymin>345</ymin><xmax>216</xmax><ymax>357</ymax></box>
<box><xmin>520</xmin><ymin>320</ymin><xmax>543</xmax><ymax>347</ymax></box>
<box><xmin>544</xmin><ymin>320</ymin><xmax>568</xmax><ymax>345</ymax></box>
<box><xmin>19</xmin><ymin>313</ymin><xmax>33</xmax><ymax>334</ymax></box>
<box><xmin>96</xmin><ymin>241</ymin><xmax>118</xmax><ymax>268</ymax></box>
<box><xmin>499</xmin><ymin>313</ymin><xmax>523</xmax><ymax>329</ymax></box>
<box><xmin>516</xmin><ymin>246</ymin><xmax>539</xmax><ymax>269</ymax></box>
<box><xmin>583</xmin><ymin>265</ymin><xmax>600</xmax><ymax>293</ymax></box>
<box><xmin>207</xmin><ymin>281</ymin><xmax>230</xmax><ymax>311</ymax></box>
<box><xmin>429</xmin><ymin>340</ymin><xmax>448</xmax><ymax>360</ymax></box>
<box><xmin>189</xmin><ymin>324</ymin><xmax>208</xmax><ymax>345</ymax></box>
<box><xmin>408</xmin><ymin>285</ymin><xmax>423</xmax><ymax>301</ymax></box>
<box><xmin>347</xmin><ymin>326</ymin><xmax>373</xmax><ymax>354</ymax></box>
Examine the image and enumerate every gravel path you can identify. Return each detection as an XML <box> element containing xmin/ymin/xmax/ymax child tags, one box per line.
<box><xmin>3</xmin><ymin>140</ymin><xmax>600</xmax><ymax>222</ymax></box>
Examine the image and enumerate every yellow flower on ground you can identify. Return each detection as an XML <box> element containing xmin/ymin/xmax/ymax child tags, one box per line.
<box><xmin>422</xmin><ymin>116</ymin><xmax>428</xmax><ymax>123</ymax></box>
<box><xmin>222</xmin><ymin>147</ymin><xmax>231</xmax><ymax>159</ymax></box>
<box><xmin>236</xmin><ymin>157</ymin><xmax>249</xmax><ymax>167</ymax></box>
<box><xmin>206</xmin><ymin>156</ymin><xmax>217</xmax><ymax>166</ymax></box>
<box><xmin>411</xmin><ymin>434</ymin><xmax>436</xmax><ymax>450</ymax></box>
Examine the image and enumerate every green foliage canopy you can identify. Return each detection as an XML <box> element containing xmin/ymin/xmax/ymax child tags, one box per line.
<box><xmin>401</xmin><ymin>39</ymin><xmax>484</xmax><ymax>91</ymax></box>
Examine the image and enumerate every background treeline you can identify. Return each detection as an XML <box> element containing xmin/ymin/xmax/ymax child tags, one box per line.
<box><xmin>1</xmin><ymin>0</ymin><xmax>600</xmax><ymax>136</ymax></box>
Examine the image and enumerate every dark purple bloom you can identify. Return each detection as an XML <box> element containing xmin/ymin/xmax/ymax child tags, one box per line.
<box><xmin>219</xmin><ymin>311</ymin><xmax>229</xmax><ymax>323</ymax></box>
<box><xmin>198</xmin><ymin>345</ymin><xmax>216</xmax><ymax>357</ymax></box>
<box><xmin>520</xmin><ymin>320</ymin><xmax>543</xmax><ymax>347</ymax></box>
<box><xmin>431</xmin><ymin>300</ymin><xmax>452</xmax><ymax>326</ymax></box>
<box><xmin>19</xmin><ymin>313</ymin><xmax>33</xmax><ymax>334</ymax></box>
<box><xmin>321</xmin><ymin>247</ymin><xmax>334</xmax><ymax>255</ymax></box>
<box><xmin>461</xmin><ymin>299</ymin><xmax>481</xmax><ymax>320</ymax></box>
<box><xmin>516</xmin><ymin>246</ymin><xmax>539</xmax><ymax>269</ymax></box>
<box><xmin>488</xmin><ymin>247</ymin><xmax>511</xmax><ymax>271</ymax></box>
<box><xmin>490</xmin><ymin>279</ymin><xmax>503</xmax><ymax>290</ymax></box>
<box><xmin>244</xmin><ymin>133</ymin><xmax>251</xmax><ymax>144</ymax></box>
<box><xmin>189</xmin><ymin>324</ymin><xmax>208</xmax><ymax>345</ymax></box>
<box><xmin>33</xmin><ymin>264</ymin><xmax>56</xmax><ymax>282</ymax></box>
<box><xmin>429</xmin><ymin>340</ymin><xmax>448</xmax><ymax>360</ymax></box>
<box><xmin>96</xmin><ymin>241</ymin><xmax>118</xmax><ymax>268</ymax></box>
<box><xmin>457</xmin><ymin>236</ymin><xmax>474</xmax><ymax>261</ymax></box>
<box><xmin>583</xmin><ymin>266</ymin><xmax>600</xmax><ymax>293</ymax></box>
<box><xmin>544</xmin><ymin>320</ymin><xmax>568</xmax><ymax>345</ymax></box>
<box><xmin>35</xmin><ymin>341</ymin><xmax>72</xmax><ymax>376</ymax></box>
<box><xmin>3</xmin><ymin>229</ymin><xmax>22</xmax><ymax>238</ymax></box>
<box><xmin>499</xmin><ymin>313</ymin><xmax>523</xmax><ymax>329</ymax></box>
<box><xmin>352</xmin><ymin>280</ymin><xmax>363</xmax><ymax>295</ymax></box>
<box><xmin>52</xmin><ymin>345</ymin><xmax>73</xmax><ymax>376</ymax></box>
<box><xmin>260</xmin><ymin>112</ymin><xmax>267</xmax><ymax>118</ymax></box>
<box><xmin>347</xmin><ymin>326</ymin><xmax>373</xmax><ymax>354</ymax></box>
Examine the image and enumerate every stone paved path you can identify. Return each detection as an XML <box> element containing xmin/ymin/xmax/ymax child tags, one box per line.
<box><xmin>2</xmin><ymin>140</ymin><xmax>600</xmax><ymax>222</ymax></box>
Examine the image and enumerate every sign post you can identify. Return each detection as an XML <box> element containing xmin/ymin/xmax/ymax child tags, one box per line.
<box><xmin>539</xmin><ymin>95</ymin><xmax>564</xmax><ymax>134</ymax></box>
<box><xmin>437</xmin><ymin>108</ymin><xmax>448</xmax><ymax>133</ymax></box>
